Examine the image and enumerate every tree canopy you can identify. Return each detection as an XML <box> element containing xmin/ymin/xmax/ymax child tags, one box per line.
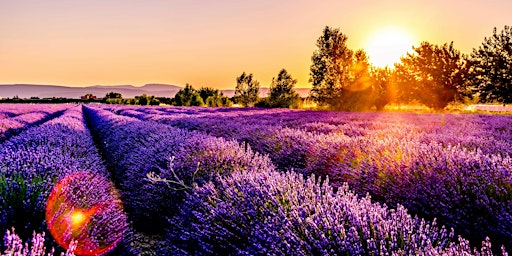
<box><xmin>394</xmin><ymin>41</ymin><xmax>469</xmax><ymax>109</ymax></box>
<box><xmin>173</xmin><ymin>84</ymin><xmax>204</xmax><ymax>106</ymax></box>
<box><xmin>370</xmin><ymin>67</ymin><xmax>394</xmax><ymax>110</ymax></box>
<box><xmin>268</xmin><ymin>69</ymin><xmax>300</xmax><ymax>108</ymax></box>
<box><xmin>469</xmin><ymin>25</ymin><xmax>512</xmax><ymax>104</ymax></box>
<box><xmin>198</xmin><ymin>87</ymin><xmax>231</xmax><ymax>107</ymax></box>
<box><xmin>105</xmin><ymin>92</ymin><xmax>122</xmax><ymax>99</ymax></box>
<box><xmin>309</xmin><ymin>26</ymin><xmax>380</xmax><ymax>110</ymax></box>
<box><xmin>235</xmin><ymin>72</ymin><xmax>260</xmax><ymax>107</ymax></box>
<box><xmin>309</xmin><ymin>26</ymin><xmax>354</xmax><ymax>107</ymax></box>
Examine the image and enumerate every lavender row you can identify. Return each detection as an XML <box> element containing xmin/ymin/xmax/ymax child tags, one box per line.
<box><xmin>195</xmin><ymin>120</ymin><xmax>512</xmax><ymax>251</ymax></box>
<box><xmin>116</xmin><ymin>106</ymin><xmax>512</xmax><ymax>156</ymax></box>
<box><xmin>82</xmin><ymin>105</ymin><xmax>274</xmax><ymax>238</ymax></box>
<box><xmin>82</xmin><ymin>106</ymin><xmax>500</xmax><ymax>254</ymax></box>
<box><xmin>166</xmin><ymin>118</ymin><xmax>512</xmax><ymax>250</ymax></box>
<box><xmin>108</xmin><ymin>106</ymin><xmax>512</xmax><ymax>251</ymax></box>
<box><xmin>103</xmin><ymin>105</ymin><xmax>293</xmax><ymax>119</ymax></box>
<box><xmin>0</xmin><ymin>106</ymin><xmax>120</xmax><ymax>253</ymax></box>
<box><xmin>0</xmin><ymin>105</ymin><xmax>71</xmax><ymax>142</ymax></box>
<box><xmin>0</xmin><ymin>104</ymin><xmax>66</xmax><ymax>120</ymax></box>
<box><xmin>165</xmin><ymin>170</ymin><xmax>505</xmax><ymax>255</ymax></box>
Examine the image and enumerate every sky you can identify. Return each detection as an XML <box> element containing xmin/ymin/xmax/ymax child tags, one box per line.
<box><xmin>1</xmin><ymin>0</ymin><xmax>511</xmax><ymax>89</ymax></box>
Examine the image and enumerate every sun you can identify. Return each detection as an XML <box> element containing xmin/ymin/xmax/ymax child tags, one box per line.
<box><xmin>365</xmin><ymin>28</ymin><xmax>415</xmax><ymax>68</ymax></box>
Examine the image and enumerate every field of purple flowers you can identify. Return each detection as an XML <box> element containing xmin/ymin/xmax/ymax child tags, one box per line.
<box><xmin>1</xmin><ymin>104</ymin><xmax>511</xmax><ymax>255</ymax></box>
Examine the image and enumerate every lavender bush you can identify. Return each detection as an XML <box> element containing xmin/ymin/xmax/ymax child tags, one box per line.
<box><xmin>166</xmin><ymin>169</ymin><xmax>504</xmax><ymax>255</ymax></box>
<box><xmin>0</xmin><ymin>105</ymin><xmax>70</xmax><ymax>142</ymax></box>
<box><xmin>0</xmin><ymin>104</ymin><xmax>68</xmax><ymax>120</ymax></box>
<box><xmin>83</xmin><ymin>106</ymin><xmax>275</xmax><ymax>236</ymax></box>
<box><xmin>111</xmin><ymin>105</ymin><xmax>512</xmax><ymax>251</ymax></box>
<box><xmin>0</xmin><ymin>107</ymin><xmax>126</xmax><ymax>254</ymax></box>
<box><xmin>2</xmin><ymin>103</ymin><xmax>511</xmax><ymax>254</ymax></box>
<box><xmin>2</xmin><ymin>228</ymin><xmax>76</xmax><ymax>256</ymax></box>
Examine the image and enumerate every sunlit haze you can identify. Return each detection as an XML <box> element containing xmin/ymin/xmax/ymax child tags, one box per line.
<box><xmin>365</xmin><ymin>28</ymin><xmax>415</xmax><ymax>68</ymax></box>
<box><xmin>1</xmin><ymin>0</ymin><xmax>510</xmax><ymax>89</ymax></box>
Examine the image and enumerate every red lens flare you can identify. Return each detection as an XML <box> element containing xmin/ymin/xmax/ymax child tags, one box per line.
<box><xmin>46</xmin><ymin>172</ymin><xmax>127</xmax><ymax>256</ymax></box>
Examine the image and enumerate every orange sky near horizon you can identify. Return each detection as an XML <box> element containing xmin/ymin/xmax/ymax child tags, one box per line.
<box><xmin>1</xmin><ymin>0</ymin><xmax>510</xmax><ymax>90</ymax></box>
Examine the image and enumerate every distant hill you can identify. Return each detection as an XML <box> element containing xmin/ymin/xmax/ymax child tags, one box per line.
<box><xmin>0</xmin><ymin>84</ymin><xmax>182</xmax><ymax>99</ymax></box>
<box><xmin>0</xmin><ymin>84</ymin><xmax>311</xmax><ymax>99</ymax></box>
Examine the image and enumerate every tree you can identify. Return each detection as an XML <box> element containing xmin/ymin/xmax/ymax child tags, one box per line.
<box><xmin>105</xmin><ymin>91</ymin><xmax>123</xmax><ymax>104</ymax></box>
<box><xmin>198</xmin><ymin>87</ymin><xmax>219</xmax><ymax>103</ymax></box>
<box><xmin>309</xmin><ymin>26</ymin><xmax>354</xmax><ymax>107</ymax></box>
<box><xmin>469</xmin><ymin>25</ymin><xmax>512</xmax><ymax>104</ymax></box>
<box><xmin>149</xmin><ymin>98</ymin><xmax>160</xmax><ymax>106</ymax></box>
<box><xmin>370</xmin><ymin>67</ymin><xmax>395</xmax><ymax>110</ymax></box>
<box><xmin>173</xmin><ymin>84</ymin><xmax>204</xmax><ymax>106</ymax></box>
<box><xmin>105</xmin><ymin>92</ymin><xmax>122</xmax><ymax>99</ymax></box>
<box><xmin>268</xmin><ymin>69</ymin><xmax>300</xmax><ymax>108</ymax></box>
<box><xmin>197</xmin><ymin>87</ymin><xmax>231</xmax><ymax>107</ymax></box>
<box><xmin>309</xmin><ymin>26</ymin><xmax>377</xmax><ymax>110</ymax></box>
<box><xmin>234</xmin><ymin>72</ymin><xmax>260</xmax><ymax>107</ymax></box>
<box><xmin>394</xmin><ymin>41</ymin><xmax>469</xmax><ymax>109</ymax></box>
<box><xmin>138</xmin><ymin>94</ymin><xmax>150</xmax><ymax>105</ymax></box>
<box><xmin>189</xmin><ymin>94</ymin><xmax>204</xmax><ymax>106</ymax></box>
<box><xmin>336</xmin><ymin>50</ymin><xmax>376</xmax><ymax>111</ymax></box>
<box><xmin>221</xmin><ymin>97</ymin><xmax>233</xmax><ymax>107</ymax></box>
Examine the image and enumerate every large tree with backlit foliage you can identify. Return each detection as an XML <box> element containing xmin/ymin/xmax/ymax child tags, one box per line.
<box><xmin>469</xmin><ymin>25</ymin><xmax>512</xmax><ymax>104</ymax></box>
<box><xmin>309</xmin><ymin>26</ymin><xmax>376</xmax><ymax>111</ymax></box>
<box><xmin>394</xmin><ymin>41</ymin><xmax>469</xmax><ymax>109</ymax></box>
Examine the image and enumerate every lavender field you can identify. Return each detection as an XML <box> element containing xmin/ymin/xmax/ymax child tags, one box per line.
<box><xmin>1</xmin><ymin>104</ymin><xmax>511</xmax><ymax>255</ymax></box>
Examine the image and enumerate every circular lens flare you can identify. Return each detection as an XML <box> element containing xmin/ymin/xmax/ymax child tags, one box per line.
<box><xmin>46</xmin><ymin>172</ymin><xmax>127</xmax><ymax>256</ymax></box>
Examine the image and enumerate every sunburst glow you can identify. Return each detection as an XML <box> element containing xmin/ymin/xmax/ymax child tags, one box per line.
<box><xmin>71</xmin><ymin>210</ymin><xmax>87</xmax><ymax>228</ymax></box>
<box><xmin>365</xmin><ymin>28</ymin><xmax>415</xmax><ymax>68</ymax></box>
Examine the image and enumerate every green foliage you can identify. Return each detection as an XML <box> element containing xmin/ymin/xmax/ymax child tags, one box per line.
<box><xmin>267</xmin><ymin>69</ymin><xmax>301</xmax><ymax>108</ymax></box>
<box><xmin>189</xmin><ymin>94</ymin><xmax>204</xmax><ymax>107</ymax></box>
<box><xmin>138</xmin><ymin>94</ymin><xmax>150</xmax><ymax>105</ymax></box>
<box><xmin>395</xmin><ymin>41</ymin><xmax>469</xmax><ymax>109</ymax></box>
<box><xmin>149</xmin><ymin>98</ymin><xmax>161</xmax><ymax>106</ymax></box>
<box><xmin>105</xmin><ymin>98</ymin><xmax>123</xmax><ymax>104</ymax></box>
<box><xmin>309</xmin><ymin>26</ymin><xmax>353</xmax><ymax>107</ymax></box>
<box><xmin>198</xmin><ymin>87</ymin><xmax>219</xmax><ymax>103</ymax></box>
<box><xmin>221</xmin><ymin>96</ymin><xmax>233</xmax><ymax>107</ymax></box>
<box><xmin>135</xmin><ymin>94</ymin><xmax>160</xmax><ymax>106</ymax></box>
<box><xmin>198</xmin><ymin>87</ymin><xmax>232</xmax><ymax>107</ymax></box>
<box><xmin>254</xmin><ymin>97</ymin><xmax>271</xmax><ymax>108</ymax></box>
<box><xmin>235</xmin><ymin>72</ymin><xmax>260</xmax><ymax>107</ymax></box>
<box><xmin>105</xmin><ymin>91</ymin><xmax>122</xmax><ymax>99</ymax></box>
<box><xmin>173</xmin><ymin>84</ymin><xmax>204</xmax><ymax>106</ymax></box>
<box><xmin>309</xmin><ymin>27</ymin><xmax>380</xmax><ymax>111</ymax></box>
<box><xmin>205</xmin><ymin>95</ymin><xmax>222</xmax><ymax>107</ymax></box>
<box><xmin>0</xmin><ymin>173</ymin><xmax>49</xmax><ymax>238</ymax></box>
<box><xmin>470</xmin><ymin>25</ymin><xmax>512</xmax><ymax>104</ymax></box>
<box><xmin>370</xmin><ymin>67</ymin><xmax>395</xmax><ymax>110</ymax></box>
<box><xmin>206</xmin><ymin>95</ymin><xmax>233</xmax><ymax>107</ymax></box>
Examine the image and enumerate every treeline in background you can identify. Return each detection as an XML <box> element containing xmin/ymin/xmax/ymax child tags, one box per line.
<box><xmin>5</xmin><ymin>25</ymin><xmax>509</xmax><ymax>111</ymax></box>
<box><xmin>116</xmin><ymin>25</ymin><xmax>512</xmax><ymax>111</ymax></box>
<box><xmin>307</xmin><ymin>25</ymin><xmax>512</xmax><ymax>111</ymax></box>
